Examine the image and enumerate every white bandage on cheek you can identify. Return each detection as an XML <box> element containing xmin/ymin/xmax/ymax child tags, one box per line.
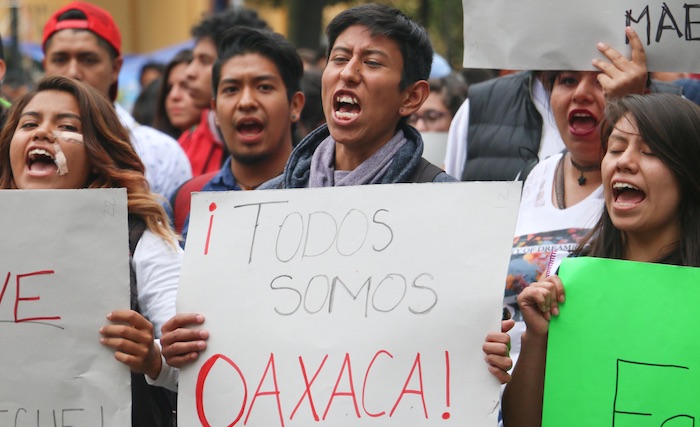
<box><xmin>52</xmin><ymin>130</ymin><xmax>84</xmax><ymax>145</ymax></box>
<box><xmin>51</xmin><ymin>131</ymin><xmax>84</xmax><ymax>176</ymax></box>
<box><xmin>53</xmin><ymin>143</ymin><xmax>68</xmax><ymax>175</ymax></box>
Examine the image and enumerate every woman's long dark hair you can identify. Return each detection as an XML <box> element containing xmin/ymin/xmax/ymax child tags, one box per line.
<box><xmin>576</xmin><ymin>94</ymin><xmax>700</xmax><ymax>266</ymax></box>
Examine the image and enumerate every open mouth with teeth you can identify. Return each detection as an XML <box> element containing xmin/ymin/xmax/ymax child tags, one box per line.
<box><xmin>236</xmin><ymin>119</ymin><xmax>264</xmax><ymax>138</ymax></box>
<box><xmin>612</xmin><ymin>182</ymin><xmax>646</xmax><ymax>206</ymax></box>
<box><xmin>334</xmin><ymin>95</ymin><xmax>361</xmax><ymax>120</ymax></box>
<box><xmin>568</xmin><ymin>110</ymin><xmax>598</xmax><ymax>136</ymax></box>
<box><xmin>27</xmin><ymin>148</ymin><xmax>59</xmax><ymax>174</ymax></box>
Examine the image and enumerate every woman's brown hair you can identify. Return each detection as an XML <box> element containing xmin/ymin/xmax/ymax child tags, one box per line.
<box><xmin>0</xmin><ymin>76</ymin><xmax>177</xmax><ymax>245</ymax></box>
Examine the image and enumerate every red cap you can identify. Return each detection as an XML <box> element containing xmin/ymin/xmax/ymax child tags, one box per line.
<box><xmin>42</xmin><ymin>2</ymin><xmax>121</xmax><ymax>100</ymax></box>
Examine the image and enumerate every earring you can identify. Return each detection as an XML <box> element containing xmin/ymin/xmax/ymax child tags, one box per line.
<box><xmin>291</xmin><ymin>114</ymin><xmax>297</xmax><ymax>120</ymax></box>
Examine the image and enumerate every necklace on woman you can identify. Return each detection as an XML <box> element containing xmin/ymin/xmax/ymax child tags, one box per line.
<box><xmin>570</xmin><ymin>157</ymin><xmax>601</xmax><ymax>186</ymax></box>
<box><xmin>554</xmin><ymin>154</ymin><xmax>567</xmax><ymax>209</ymax></box>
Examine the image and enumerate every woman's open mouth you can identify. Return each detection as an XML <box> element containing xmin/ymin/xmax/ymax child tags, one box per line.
<box><xmin>612</xmin><ymin>182</ymin><xmax>646</xmax><ymax>207</ymax></box>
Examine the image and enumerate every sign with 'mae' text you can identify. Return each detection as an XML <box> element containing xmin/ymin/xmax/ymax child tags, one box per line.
<box><xmin>462</xmin><ymin>0</ymin><xmax>700</xmax><ymax>72</ymax></box>
<box><xmin>177</xmin><ymin>182</ymin><xmax>521</xmax><ymax>426</ymax></box>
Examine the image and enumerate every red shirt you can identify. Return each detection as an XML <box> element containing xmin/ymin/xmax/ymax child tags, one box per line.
<box><xmin>178</xmin><ymin>109</ymin><xmax>225</xmax><ymax>176</ymax></box>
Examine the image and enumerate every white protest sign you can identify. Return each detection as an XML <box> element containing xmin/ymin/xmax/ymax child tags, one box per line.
<box><xmin>462</xmin><ymin>0</ymin><xmax>700</xmax><ymax>72</ymax></box>
<box><xmin>420</xmin><ymin>132</ymin><xmax>449</xmax><ymax>168</ymax></box>
<box><xmin>177</xmin><ymin>182</ymin><xmax>521</xmax><ymax>426</ymax></box>
<box><xmin>0</xmin><ymin>189</ymin><xmax>131</xmax><ymax>427</ymax></box>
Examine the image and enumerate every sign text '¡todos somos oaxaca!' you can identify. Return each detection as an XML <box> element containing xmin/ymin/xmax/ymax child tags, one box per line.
<box><xmin>221</xmin><ymin>201</ymin><xmax>439</xmax><ymax>319</ymax></box>
<box><xmin>626</xmin><ymin>3</ymin><xmax>700</xmax><ymax>44</ymax></box>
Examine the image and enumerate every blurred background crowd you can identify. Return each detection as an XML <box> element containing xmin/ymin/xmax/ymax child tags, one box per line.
<box><xmin>0</xmin><ymin>0</ymin><xmax>474</xmax><ymax>112</ymax></box>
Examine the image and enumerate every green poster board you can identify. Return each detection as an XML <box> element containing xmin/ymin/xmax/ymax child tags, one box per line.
<box><xmin>542</xmin><ymin>257</ymin><xmax>700</xmax><ymax>426</ymax></box>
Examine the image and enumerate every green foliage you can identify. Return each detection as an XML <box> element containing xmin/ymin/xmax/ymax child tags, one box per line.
<box><xmin>245</xmin><ymin>0</ymin><xmax>464</xmax><ymax>69</ymax></box>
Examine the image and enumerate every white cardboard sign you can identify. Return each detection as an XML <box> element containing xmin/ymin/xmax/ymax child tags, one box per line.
<box><xmin>462</xmin><ymin>0</ymin><xmax>700</xmax><ymax>72</ymax></box>
<box><xmin>0</xmin><ymin>189</ymin><xmax>131</xmax><ymax>427</ymax></box>
<box><xmin>177</xmin><ymin>182</ymin><xmax>521</xmax><ymax>426</ymax></box>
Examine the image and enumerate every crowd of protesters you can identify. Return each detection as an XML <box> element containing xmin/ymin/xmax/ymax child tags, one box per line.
<box><xmin>2</xmin><ymin>1</ymin><xmax>699</xmax><ymax>426</ymax></box>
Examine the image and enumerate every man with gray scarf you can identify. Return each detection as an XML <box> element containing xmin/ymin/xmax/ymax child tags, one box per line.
<box><xmin>259</xmin><ymin>3</ymin><xmax>454</xmax><ymax>189</ymax></box>
<box><xmin>159</xmin><ymin>3</ymin><xmax>454</xmax><ymax>376</ymax></box>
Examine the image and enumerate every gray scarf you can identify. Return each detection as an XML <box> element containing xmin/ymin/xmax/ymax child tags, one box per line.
<box><xmin>309</xmin><ymin>130</ymin><xmax>408</xmax><ymax>187</ymax></box>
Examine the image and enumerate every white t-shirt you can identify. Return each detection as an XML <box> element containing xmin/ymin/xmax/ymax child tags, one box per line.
<box><xmin>505</xmin><ymin>153</ymin><xmax>604</xmax><ymax>363</ymax></box>
<box><xmin>116</xmin><ymin>104</ymin><xmax>193</xmax><ymax>200</ymax></box>
<box><xmin>133</xmin><ymin>229</ymin><xmax>182</xmax><ymax>336</ymax></box>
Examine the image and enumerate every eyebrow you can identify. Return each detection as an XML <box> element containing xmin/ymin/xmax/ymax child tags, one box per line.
<box><xmin>20</xmin><ymin>111</ymin><xmax>82</xmax><ymax>121</ymax></box>
<box><xmin>610</xmin><ymin>126</ymin><xmax>639</xmax><ymax>138</ymax></box>
<box><xmin>48</xmin><ymin>51</ymin><xmax>100</xmax><ymax>58</ymax></box>
<box><xmin>219</xmin><ymin>74</ymin><xmax>280</xmax><ymax>85</ymax></box>
<box><xmin>608</xmin><ymin>133</ymin><xmax>626</xmax><ymax>142</ymax></box>
<box><xmin>330</xmin><ymin>45</ymin><xmax>390</xmax><ymax>59</ymax></box>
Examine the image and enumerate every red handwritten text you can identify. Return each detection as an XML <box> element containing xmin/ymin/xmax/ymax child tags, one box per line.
<box><xmin>0</xmin><ymin>270</ymin><xmax>62</xmax><ymax>326</ymax></box>
<box><xmin>195</xmin><ymin>350</ymin><xmax>451</xmax><ymax>426</ymax></box>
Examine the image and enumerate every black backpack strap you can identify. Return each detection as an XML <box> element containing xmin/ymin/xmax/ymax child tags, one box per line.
<box><xmin>131</xmin><ymin>372</ymin><xmax>177</xmax><ymax>427</ymax></box>
<box><xmin>406</xmin><ymin>157</ymin><xmax>444</xmax><ymax>183</ymax></box>
<box><xmin>128</xmin><ymin>215</ymin><xmax>147</xmax><ymax>312</ymax></box>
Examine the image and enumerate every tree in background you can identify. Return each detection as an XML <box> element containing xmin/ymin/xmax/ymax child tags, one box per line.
<box><xmin>246</xmin><ymin>0</ymin><xmax>464</xmax><ymax>70</ymax></box>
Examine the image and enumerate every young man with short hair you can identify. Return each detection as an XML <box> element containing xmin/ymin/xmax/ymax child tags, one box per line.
<box><xmin>146</xmin><ymin>27</ymin><xmax>305</xmax><ymax>389</ymax></box>
<box><xmin>178</xmin><ymin>7</ymin><xmax>269</xmax><ymax>176</ymax></box>
<box><xmin>170</xmin><ymin>26</ymin><xmax>305</xmax><ymax>242</ymax></box>
<box><xmin>42</xmin><ymin>1</ymin><xmax>192</xmax><ymax>200</ymax></box>
<box><xmin>260</xmin><ymin>3</ymin><xmax>454</xmax><ymax>188</ymax></box>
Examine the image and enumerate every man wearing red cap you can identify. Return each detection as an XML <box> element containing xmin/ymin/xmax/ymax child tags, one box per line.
<box><xmin>42</xmin><ymin>1</ymin><xmax>192</xmax><ymax>201</ymax></box>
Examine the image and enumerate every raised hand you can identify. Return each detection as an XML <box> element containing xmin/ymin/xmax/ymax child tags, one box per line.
<box><xmin>593</xmin><ymin>26</ymin><xmax>648</xmax><ymax>98</ymax></box>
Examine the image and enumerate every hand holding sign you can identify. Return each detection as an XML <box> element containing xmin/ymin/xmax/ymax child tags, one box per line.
<box><xmin>593</xmin><ymin>27</ymin><xmax>649</xmax><ymax>98</ymax></box>
<box><xmin>482</xmin><ymin>319</ymin><xmax>516</xmax><ymax>384</ymax></box>
<box><xmin>100</xmin><ymin>309</ymin><xmax>162</xmax><ymax>379</ymax></box>
<box><xmin>517</xmin><ymin>275</ymin><xmax>566</xmax><ymax>335</ymax></box>
<box><xmin>160</xmin><ymin>313</ymin><xmax>208</xmax><ymax>368</ymax></box>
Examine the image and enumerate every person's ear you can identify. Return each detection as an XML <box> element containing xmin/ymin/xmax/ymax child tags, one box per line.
<box><xmin>111</xmin><ymin>56</ymin><xmax>123</xmax><ymax>85</ymax></box>
<box><xmin>211</xmin><ymin>98</ymin><xmax>220</xmax><ymax>126</ymax></box>
<box><xmin>289</xmin><ymin>91</ymin><xmax>305</xmax><ymax>123</ymax></box>
<box><xmin>398</xmin><ymin>80</ymin><xmax>430</xmax><ymax>118</ymax></box>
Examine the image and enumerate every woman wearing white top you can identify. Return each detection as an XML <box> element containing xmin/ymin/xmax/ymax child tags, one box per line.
<box><xmin>486</xmin><ymin>27</ymin><xmax>651</xmax><ymax>383</ymax></box>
